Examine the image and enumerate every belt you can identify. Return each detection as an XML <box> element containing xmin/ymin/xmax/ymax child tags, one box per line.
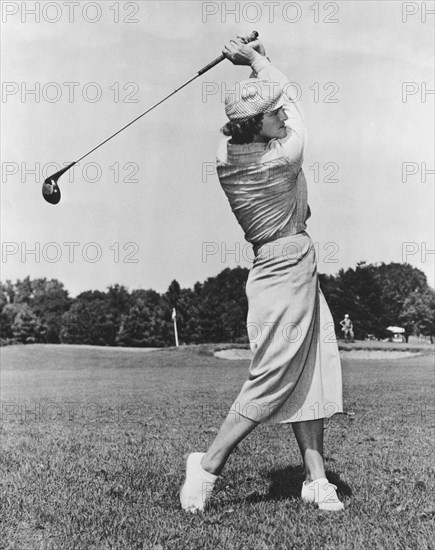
<box><xmin>252</xmin><ymin>228</ymin><xmax>308</xmax><ymax>256</ymax></box>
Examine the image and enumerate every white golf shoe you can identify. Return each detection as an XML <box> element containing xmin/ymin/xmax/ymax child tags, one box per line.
<box><xmin>301</xmin><ymin>477</ymin><xmax>344</xmax><ymax>511</ymax></box>
<box><xmin>180</xmin><ymin>452</ymin><xmax>218</xmax><ymax>513</ymax></box>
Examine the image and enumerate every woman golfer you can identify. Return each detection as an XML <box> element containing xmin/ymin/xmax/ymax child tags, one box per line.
<box><xmin>180</xmin><ymin>35</ymin><xmax>344</xmax><ymax>513</ymax></box>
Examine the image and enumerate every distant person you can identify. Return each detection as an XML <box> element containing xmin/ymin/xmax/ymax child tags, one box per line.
<box><xmin>340</xmin><ymin>314</ymin><xmax>354</xmax><ymax>343</ymax></box>
<box><xmin>180</xmin><ymin>34</ymin><xmax>344</xmax><ymax>514</ymax></box>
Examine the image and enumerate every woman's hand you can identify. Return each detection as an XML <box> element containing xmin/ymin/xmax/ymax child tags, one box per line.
<box><xmin>222</xmin><ymin>37</ymin><xmax>264</xmax><ymax>66</ymax></box>
<box><xmin>236</xmin><ymin>33</ymin><xmax>266</xmax><ymax>56</ymax></box>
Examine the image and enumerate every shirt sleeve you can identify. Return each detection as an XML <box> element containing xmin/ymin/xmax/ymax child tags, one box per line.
<box><xmin>251</xmin><ymin>56</ymin><xmax>306</xmax><ymax>162</ymax></box>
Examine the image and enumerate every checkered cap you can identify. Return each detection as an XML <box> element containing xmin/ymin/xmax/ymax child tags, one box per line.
<box><xmin>225</xmin><ymin>79</ymin><xmax>286</xmax><ymax>122</ymax></box>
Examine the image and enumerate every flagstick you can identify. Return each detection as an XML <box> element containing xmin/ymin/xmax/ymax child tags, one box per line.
<box><xmin>172</xmin><ymin>308</ymin><xmax>179</xmax><ymax>347</ymax></box>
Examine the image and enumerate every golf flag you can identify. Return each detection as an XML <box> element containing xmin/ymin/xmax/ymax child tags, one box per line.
<box><xmin>172</xmin><ymin>308</ymin><xmax>179</xmax><ymax>346</ymax></box>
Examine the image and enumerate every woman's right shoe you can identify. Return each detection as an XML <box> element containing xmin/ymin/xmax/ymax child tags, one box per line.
<box><xmin>301</xmin><ymin>477</ymin><xmax>344</xmax><ymax>511</ymax></box>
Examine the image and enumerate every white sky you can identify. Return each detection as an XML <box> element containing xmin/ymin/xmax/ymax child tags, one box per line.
<box><xmin>1</xmin><ymin>0</ymin><xmax>434</xmax><ymax>296</ymax></box>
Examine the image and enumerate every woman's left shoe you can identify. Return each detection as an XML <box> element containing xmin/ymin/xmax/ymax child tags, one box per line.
<box><xmin>180</xmin><ymin>452</ymin><xmax>218</xmax><ymax>513</ymax></box>
<box><xmin>301</xmin><ymin>477</ymin><xmax>344</xmax><ymax>511</ymax></box>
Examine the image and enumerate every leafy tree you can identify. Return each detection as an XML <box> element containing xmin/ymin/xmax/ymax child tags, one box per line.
<box><xmin>30</xmin><ymin>279</ymin><xmax>71</xmax><ymax>343</ymax></box>
<box><xmin>330</xmin><ymin>262</ymin><xmax>386</xmax><ymax>339</ymax></box>
<box><xmin>11</xmin><ymin>304</ymin><xmax>38</xmax><ymax>343</ymax></box>
<box><xmin>60</xmin><ymin>301</ymin><xmax>95</xmax><ymax>344</ymax></box>
<box><xmin>1</xmin><ymin>261</ymin><xmax>433</xmax><ymax>347</ymax></box>
<box><xmin>0</xmin><ymin>308</ymin><xmax>13</xmax><ymax>339</ymax></box>
<box><xmin>0</xmin><ymin>281</ymin><xmax>15</xmax><ymax>339</ymax></box>
<box><xmin>0</xmin><ymin>281</ymin><xmax>15</xmax><ymax>306</ymax></box>
<box><xmin>60</xmin><ymin>291</ymin><xmax>117</xmax><ymax>345</ymax></box>
<box><xmin>372</xmin><ymin>263</ymin><xmax>429</xmax><ymax>327</ymax></box>
<box><xmin>196</xmin><ymin>267</ymin><xmax>249</xmax><ymax>343</ymax></box>
<box><xmin>13</xmin><ymin>277</ymin><xmax>34</xmax><ymax>305</ymax></box>
<box><xmin>175</xmin><ymin>288</ymin><xmax>202</xmax><ymax>344</ymax></box>
<box><xmin>107</xmin><ymin>284</ymin><xmax>132</xmax><ymax>324</ymax></box>
<box><xmin>0</xmin><ymin>278</ymin><xmax>70</xmax><ymax>343</ymax></box>
<box><xmin>166</xmin><ymin>280</ymin><xmax>181</xmax><ymax>308</ymax></box>
<box><xmin>117</xmin><ymin>293</ymin><xmax>168</xmax><ymax>347</ymax></box>
<box><xmin>320</xmin><ymin>262</ymin><xmax>432</xmax><ymax>340</ymax></box>
<box><xmin>400</xmin><ymin>288</ymin><xmax>435</xmax><ymax>340</ymax></box>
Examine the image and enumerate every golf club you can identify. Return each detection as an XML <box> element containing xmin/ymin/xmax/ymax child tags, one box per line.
<box><xmin>42</xmin><ymin>31</ymin><xmax>259</xmax><ymax>205</ymax></box>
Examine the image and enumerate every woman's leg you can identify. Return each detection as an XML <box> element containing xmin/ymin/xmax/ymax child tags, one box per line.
<box><xmin>292</xmin><ymin>419</ymin><xmax>326</xmax><ymax>481</ymax></box>
<box><xmin>203</xmin><ymin>415</ymin><xmax>328</xmax><ymax>481</ymax></box>
<box><xmin>180</xmin><ymin>410</ymin><xmax>258</xmax><ymax>512</ymax></box>
<box><xmin>293</xmin><ymin>419</ymin><xmax>344</xmax><ymax>510</ymax></box>
<box><xmin>201</xmin><ymin>410</ymin><xmax>259</xmax><ymax>475</ymax></box>
<box><xmin>201</xmin><ymin>415</ymin><xmax>326</xmax><ymax>480</ymax></box>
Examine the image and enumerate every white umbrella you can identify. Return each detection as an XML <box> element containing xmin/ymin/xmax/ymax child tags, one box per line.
<box><xmin>387</xmin><ymin>326</ymin><xmax>405</xmax><ymax>333</ymax></box>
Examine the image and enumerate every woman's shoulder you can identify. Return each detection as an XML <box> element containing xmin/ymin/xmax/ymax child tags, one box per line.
<box><xmin>266</xmin><ymin>131</ymin><xmax>304</xmax><ymax>165</ymax></box>
<box><xmin>216</xmin><ymin>138</ymin><xmax>269</xmax><ymax>165</ymax></box>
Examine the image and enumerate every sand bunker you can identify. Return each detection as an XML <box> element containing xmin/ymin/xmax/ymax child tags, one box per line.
<box><xmin>214</xmin><ymin>349</ymin><xmax>419</xmax><ymax>360</ymax></box>
<box><xmin>339</xmin><ymin>350</ymin><xmax>418</xmax><ymax>359</ymax></box>
<box><xmin>215</xmin><ymin>349</ymin><xmax>254</xmax><ymax>360</ymax></box>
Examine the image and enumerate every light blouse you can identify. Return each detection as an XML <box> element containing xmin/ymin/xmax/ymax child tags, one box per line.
<box><xmin>216</xmin><ymin>57</ymin><xmax>310</xmax><ymax>246</ymax></box>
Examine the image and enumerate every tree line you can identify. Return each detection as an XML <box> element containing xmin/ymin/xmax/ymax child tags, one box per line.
<box><xmin>1</xmin><ymin>261</ymin><xmax>433</xmax><ymax>347</ymax></box>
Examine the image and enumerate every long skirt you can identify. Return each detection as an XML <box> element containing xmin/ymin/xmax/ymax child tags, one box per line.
<box><xmin>230</xmin><ymin>231</ymin><xmax>343</xmax><ymax>424</ymax></box>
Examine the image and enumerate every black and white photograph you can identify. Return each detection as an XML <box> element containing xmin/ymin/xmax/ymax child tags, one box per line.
<box><xmin>1</xmin><ymin>1</ymin><xmax>434</xmax><ymax>548</ymax></box>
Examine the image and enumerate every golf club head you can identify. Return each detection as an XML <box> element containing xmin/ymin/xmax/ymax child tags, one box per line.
<box><xmin>42</xmin><ymin>178</ymin><xmax>61</xmax><ymax>204</ymax></box>
<box><xmin>42</xmin><ymin>162</ymin><xmax>75</xmax><ymax>205</ymax></box>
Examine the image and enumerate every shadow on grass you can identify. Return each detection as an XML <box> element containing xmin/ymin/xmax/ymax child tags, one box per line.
<box><xmin>242</xmin><ymin>465</ymin><xmax>352</xmax><ymax>504</ymax></box>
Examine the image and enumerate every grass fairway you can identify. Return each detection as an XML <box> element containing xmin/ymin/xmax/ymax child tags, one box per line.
<box><xmin>1</xmin><ymin>345</ymin><xmax>434</xmax><ymax>550</ymax></box>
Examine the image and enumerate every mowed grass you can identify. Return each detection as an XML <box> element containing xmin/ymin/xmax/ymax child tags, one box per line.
<box><xmin>1</xmin><ymin>345</ymin><xmax>434</xmax><ymax>550</ymax></box>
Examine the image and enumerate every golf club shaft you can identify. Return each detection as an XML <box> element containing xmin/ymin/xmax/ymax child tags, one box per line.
<box><xmin>74</xmin><ymin>31</ymin><xmax>259</xmax><ymax>165</ymax></box>
<box><xmin>76</xmin><ymin>73</ymin><xmax>199</xmax><ymax>164</ymax></box>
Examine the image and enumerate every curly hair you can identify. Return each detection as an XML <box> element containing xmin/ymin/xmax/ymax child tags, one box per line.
<box><xmin>221</xmin><ymin>113</ymin><xmax>264</xmax><ymax>145</ymax></box>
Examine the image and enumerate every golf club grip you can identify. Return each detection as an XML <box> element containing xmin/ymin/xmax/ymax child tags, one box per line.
<box><xmin>197</xmin><ymin>31</ymin><xmax>259</xmax><ymax>76</ymax></box>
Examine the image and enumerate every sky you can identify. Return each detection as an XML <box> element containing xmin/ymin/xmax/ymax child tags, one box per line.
<box><xmin>1</xmin><ymin>0</ymin><xmax>434</xmax><ymax>297</ymax></box>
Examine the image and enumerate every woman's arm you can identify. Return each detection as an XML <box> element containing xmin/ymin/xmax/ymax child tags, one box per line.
<box><xmin>223</xmin><ymin>37</ymin><xmax>306</xmax><ymax>160</ymax></box>
<box><xmin>254</xmin><ymin>58</ymin><xmax>306</xmax><ymax>154</ymax></box>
